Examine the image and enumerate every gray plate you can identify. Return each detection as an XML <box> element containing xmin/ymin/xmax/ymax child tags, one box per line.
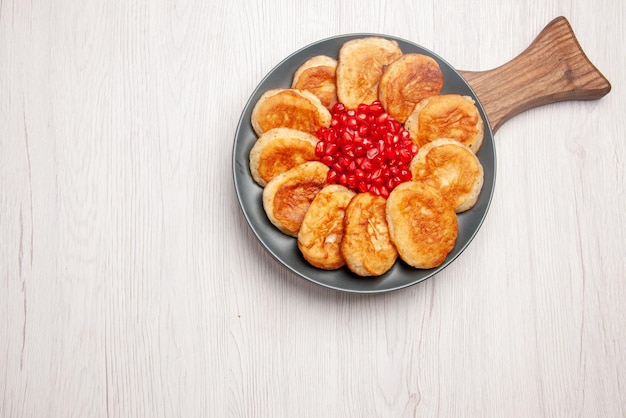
<box><xmin>232</xmin><ymin>34</ymin><xmax>496</xmax><ymax>294</ymax></box>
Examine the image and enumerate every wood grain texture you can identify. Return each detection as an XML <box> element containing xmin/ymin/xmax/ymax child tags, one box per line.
<box><xmin>1</xmin><ymin>0</ymin><xmax>625</xmax><ymax>417</ymax></box>
<box><xmin>460</xmin><ymin>16</ymin><xmax>611</xmax><ymax>132</ymax></box>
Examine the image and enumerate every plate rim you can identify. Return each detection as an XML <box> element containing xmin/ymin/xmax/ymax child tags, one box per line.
<box><xmin>232</xmin><ymin>32</ymin><xmax>497</xmax><ymax>294</ymax></box>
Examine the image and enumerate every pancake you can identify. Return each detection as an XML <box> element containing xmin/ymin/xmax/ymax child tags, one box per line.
<box><xmin>341</xmin><ymin>192</ymin><xmax>398</xmax><ymax>276</ymax></box>
<box><xmin>249</xmin><ymin>127</ymin><xmax>319</xmax><ymax>187</ymax></box>
<box><xmin>336</xmin><ymin>37</ymin><xmax>403</xmax><ymax>109</ymax></box>
<box><xmin>292</xmin><ymin>55</ymin><xmax>338</xmax><ymax>110</ymax></box>
<box><xmin>409</xmin><ymin>138</ymin><xmax>484</xmax><ymax>213</ymax></box>
<box><xmin>297</xmin><ymin>185</ymin><xmax>356</xmax><ymax>270</ymax></box>
<box><xmin>378</xmin><ymin>53</ymin><xmax>444</xmax><ymax>123</ymax></box>
<box><xmin>404</xmin><ymin>94</ymin><xmax>484</xmax><ymax>152</ymax></box>
<box><xmin>251</xmin><ymin>88</ymin><xmax>331</xmax><ymax>137</ymax></box>
<box><xmin>386</xmin><ymin>181</ymin><xmax>458</xmax><ymax>269</ymax></box>
<box><xmin>262</xmin><ymin>161</ymin><xmax>329</xmax><ymax>237</ymax></box>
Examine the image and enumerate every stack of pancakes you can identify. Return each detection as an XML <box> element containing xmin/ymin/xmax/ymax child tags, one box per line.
<box><xmin>248</xmin><ymin>36</ymin><xmax>485</xmax><ymax>277</ymax></box>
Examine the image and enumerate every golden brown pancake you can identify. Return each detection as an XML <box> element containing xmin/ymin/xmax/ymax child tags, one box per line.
<box><xmin>262</xmin><ymin>161</ymin><xmax>329</xmax><ymax>237</ymax></box>
<box><xmin>409</xmin><ymin>138</ymin><xmax>484</xmax><ymax>213</ymax></box>
<box><xmin>249</xmin><ymin>127</ymin><xmax>319</xmax><ymax>187</ymax></box>
<box><xmin>378</xmin><ymin>53</ymin><xmax>444</xmax><ymax>123</ymax></box>
<box><xmin>251</xmin><ymin>88</ymin><xmax>331</xmax><ymax>137</ymax></box>
<box><xmin>386</xmin><ymin>181</ymin><xmax>458</xmax><ymax>269</ymax></box>
<box><xmin>297</xmin><ymin>185</ymin><xmax>356</xmax><ymax>270</ymax></box>
<box><xmin>404</xmin><ymin>94</ymin><xmax>484</xmax><ymax>152</ymax></box>
<box><xmin>341</xmin><ymin>192</ymin><xmax>398</xmax><ymax>276</ymax></box>
<box><xmin>292</xmin><ymin>55</ymin><xmax>338</xmax><ymax>110</ymax></box>
<box><xmin>336</xmin><ymin>37</ymin><xmax>403</xmax><ymax>109</ymax></box>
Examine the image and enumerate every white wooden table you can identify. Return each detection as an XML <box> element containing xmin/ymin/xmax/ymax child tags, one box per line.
<box><xmin>1</xmin><ymin>1</ymin><xmax>624</xmax><ymax>416</ymax></box>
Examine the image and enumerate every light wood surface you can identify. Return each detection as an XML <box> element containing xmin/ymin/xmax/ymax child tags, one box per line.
<box><xmin>1</xmin><ymin>1</ymin><xmax>624</xmax><ymax>417</ymax></box>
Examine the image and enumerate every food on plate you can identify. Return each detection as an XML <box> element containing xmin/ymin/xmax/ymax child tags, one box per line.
<box><xmin>248</xmin><ymin>36</ymin><xmax>487</xmax><ymax>277</ymax></box>
<box><xmin>404</xmin><ymin>94</ymin><xmax>484</xmax><ymax>152</ymax></box>
<box><xmin>410</xmin><ymin>138</ymin><xmax>484</xmax><ymax>213</ymax></box>
<box><xmin>262</xmin><ymin>161</ymin><xmax>329</xmax><ymax>237</ymax></box>
<box><xmin>251</xmin><ymin>88</ymin><xmax>331</xmax><ymax>136</ymax></box>
<box><xmin>249</xmin><ymin>127</ymin><xmax>320</xmax><ymax>187</ymax></box>
<box><xmin>386</xmin><ymin>181</ymin><xmax>458</xmax><ymax>269</ymax></box>
<box><xmin>292</xmin><ymin>55</ymin><xmax>338</xmax><ymax>110</ymax></box>
<box><xmin>297</xmin><ymin>184</ymin><xmax>356</xmax><ymax>270</ymax></box>
<box><xmin>378</xmin><ymin>53</ymin><xmax>444</xmax><ymax>123</ymax></box>
<box><xmin>336</xmin><ymin>37</ymin><xmax>403</xmax><ymax>109</ymax></box>
<box><xmin>341</xmin><ymin>193</ymin><xmax>398</xmax><ymax>276</ymax></box>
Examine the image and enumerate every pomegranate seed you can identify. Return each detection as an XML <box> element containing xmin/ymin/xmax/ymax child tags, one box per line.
<box><xmin>400</xmin><ymin>168</ymin><xmax>413</xmax><ymax>181</ymax></box>
<box><xmin>333</xmin><ymin>102</ymin><xmax>345</xmax><ymax>113</ymax></box>
<box><xmin>399</xmin><ymin>148</ymin><xmax>412</xmax><ymax>163</ymax></box>
<box><xmin>325</xmin><ymin>142</ymin><xmax>338</xmax><ymax>155</ymax></box>
<box><xmin>315</xmin><ymin>141</ymin><xmax>325</xmax><ymax>156</ymax></box>
<box><xmin>346</xmin><ymin>174</ymin><xmax>357</xmax><ymax>189</ymax></box>
<box><xmin>366</xmin><ymin>148</ymin><xmax>379</xmax><ymax>159</ymax></box>
<box><xmin>369</xmin><ymin>101</ymin><xmax>383</xmax><ymax>114</ymax></box>
<box><xmin>321</xmin><ymin>155</ymin><xmax>333</xmax><ymax>166</ymax></box>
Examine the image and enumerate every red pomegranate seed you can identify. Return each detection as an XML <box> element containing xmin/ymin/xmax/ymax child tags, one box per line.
<box><xmin>327</xmin><ymin>170</ymin><xmax>338</xmax><ymax>184</ymax></box>
<box><xmin>321</xmin><ymin>155</ymin><xmax>333</xmax><ymax>166</ymax></box>
<box><xmin>315</xmin><ymin>141</ymin><xmax>325</xmax><ymax>156</ymax></box>
<box><xmin>366</xmin><ymin>148</ymin><xmax>379</xmax><ymax>159</ymax></box>
<box><xmin>325</xmin><ymin>142</ymin><xmax>338</xmax><ymax>155</ymax></box>
<box><xmin>400</xmin><ymin>168</ymin><xmax>413</xmax><ymax>181</ymax></box>
<box><xmin>369</xmin><ymin>101</ymin><xmax>383</xmax><ymax>114</ymax></box>
<box><xmin>333</xmin><ymin>102</ymin><xmax>345</xmax><ymax>113</ymax></box>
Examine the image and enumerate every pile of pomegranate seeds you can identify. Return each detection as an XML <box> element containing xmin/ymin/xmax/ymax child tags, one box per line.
<box><xmin>315</xmin><ymin>101</ymin><xmax>418</xmax><ymax>198</ymax></box>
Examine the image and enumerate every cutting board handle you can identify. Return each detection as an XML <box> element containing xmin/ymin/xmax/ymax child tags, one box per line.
<box><xmin>459</xmin><ymin>16</ymin><xmax>611</xmax><ymax>133</ymax></box>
